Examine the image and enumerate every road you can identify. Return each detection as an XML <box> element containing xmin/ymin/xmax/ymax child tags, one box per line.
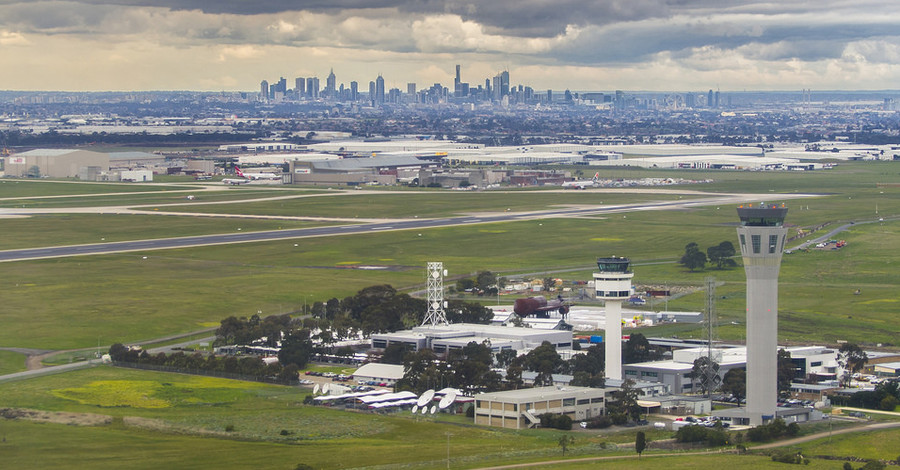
<box><xmin>0</xmin><ymin>192</ymin><xmax>815</xmax><ymax>263</ymax></box>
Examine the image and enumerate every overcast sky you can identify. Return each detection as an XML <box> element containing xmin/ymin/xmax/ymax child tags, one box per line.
<box><xmin>2</xmin><ymin>0</ymin><xmax>899</xmax><ymax>92</ymax></box>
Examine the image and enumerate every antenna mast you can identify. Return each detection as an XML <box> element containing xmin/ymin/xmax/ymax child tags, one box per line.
<box><xmin>702</xmin><ymin>276</ymin><xmax>720</xmax><ymax>400</ymax></box>
<box><xmin>423</xmin><ymin>262</ymin><xmax>448</xmax><ymax>326</ymax></box>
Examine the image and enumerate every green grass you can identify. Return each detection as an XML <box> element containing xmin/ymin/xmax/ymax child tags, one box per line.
<box><xmin>0</xmin><ymin>179</ymin><xmax>191</xmax><ymax>198</ymax></box>
<box><xmin>0</xmin><ymin>188</ymin><xmax>327</xmax><ymax>209</ymax></box>
<box><xmin>0</xmin><ymin>366</ymin><xmax>597</xmax><ymax>469</ymax></box>
<box><xmin>0</xmin><ymin>350</ymin><xmax>26</xmax><ymax>375</ymax></box>
<box><xmin>795</xmin><ymin>428</ymin><xmax>900</xmax><ymax>461</ymax></box>
<box><xmin>502</xmin><ymin>454</ymin><xmax>838</xmax><ymax>470</ymax></box>
<box><xmin>2</xmin><ymin>213</ymin><xmax>899</xmax><ymax>350</ymax></box>
<box><xmin>0</xmin><ymin>213</ymin><xmax>327</xmax><ymax>250</ymax></box>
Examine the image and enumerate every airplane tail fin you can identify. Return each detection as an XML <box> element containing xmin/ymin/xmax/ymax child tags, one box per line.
<box><xmin>592</xmin><ymin>172</ymin><xmax>600</xmax><ymax>181</ymax></box>
<box><xmin>235</xmin><ymin>166</ymin><xmax>245</xmax><ymax>178</ymax></box>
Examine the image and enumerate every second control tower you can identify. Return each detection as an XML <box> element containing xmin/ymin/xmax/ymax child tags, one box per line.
<box><xmin>737</xmin><ymin>203</ymin><xmax>788</xmax><ymax>425</ymax></box>
<box><xmin>594</xmin><ymin>256</ymin><xmax>634</xmax><ymax>381</ymax></box>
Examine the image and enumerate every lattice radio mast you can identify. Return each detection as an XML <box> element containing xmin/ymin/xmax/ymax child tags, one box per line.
<box><xmin>422</xmin><ymin>262</ymin><xmax>448</xmax><ymax>326</ymax></box>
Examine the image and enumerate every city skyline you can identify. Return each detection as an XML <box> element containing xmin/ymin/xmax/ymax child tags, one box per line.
<box><xmin>1</xmin><ymin>1</ymin><xmax>900</xmax><ymax>92</ymax></box>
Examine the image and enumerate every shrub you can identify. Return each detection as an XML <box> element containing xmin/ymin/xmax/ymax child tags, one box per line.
<box><xmin>771</xmin><ymin>450</ymin><xmax>803</xmax><ymax>464</ymax></box>
<box><xmin>224</xmin><ymin>424</ymin><xmax>235</xmax><ymax>432</ymax></box>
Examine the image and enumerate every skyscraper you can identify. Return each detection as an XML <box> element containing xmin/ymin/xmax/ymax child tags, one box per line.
<box><xmin>350</xmin><ymin>81</ymin><xmax>358</xmax><ymax>101</ymax></box>
<box><xmin>454</xmin><ymin>64</ymin><xmax>461</xmax><ymax>97</ymax></box>
<box><xmin>295</xmin><ymin>77</ymin><xmax>305</xmax><ymax>97</ymax></box>
<box><xmin>260</xmin><ymin>80</ymin><xmax>269</xmax><ymax>100</ymax></box>
<box><xmin>375</xmin><ymin>75</ymin><xmax>385</xmax><ymax>105</ymax></box>
<box><xmin>736</xmin><ymin>203</ymin><xmax>788</xmax><ymax>426</ymax></box>
<box><xmin>500</xmin><ymin>70</ymin><xmax>510</xmax><ymax>97</ymax></box>
<box><xmin>325</xmin><ymin>69</ymin><xmax>336</xmax><ymax>98</ymax></box>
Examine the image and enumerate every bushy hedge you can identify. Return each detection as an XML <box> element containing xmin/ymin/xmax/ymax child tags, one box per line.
<box><xmin>539</xmin><ymin>413</ymin><xmax>573</xmax><ymax>430</ymax></box>
<box><xmin>674</xmin><ymin>424</ymin><xmax>729</xmax><ymax>447</ymax></box>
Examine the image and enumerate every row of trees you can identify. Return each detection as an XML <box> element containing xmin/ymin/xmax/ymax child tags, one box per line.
<box><xmin>679</xmin><ymin>241</ymin><xmax>737</xmax><ymax>271</ymax></box>
<box><xmin>108</xmin><ymin>343</ymin><xmax>302</xmax><ymax>383</ymax></box>
<box><xmin>308</xmin><ymin>285</ymin><xmax>493</xmax><ymax>338</ymax></box>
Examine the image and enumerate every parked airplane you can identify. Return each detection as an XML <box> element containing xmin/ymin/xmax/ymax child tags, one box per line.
<box><xmin>236</xmin><ymin>166</ymin><xmax>281</xmax><ymax>180</ymax></box>
<box><xmin>513</xmin><ymin>295</ymin><xmax>570</xmax><ymax>318</ymax></box>
<box><xmin>561</xmin><ymin>172</ymin><xmax>600</xmax><ymax>189</ymax></box>
<box><xmin>221</xmin><ymin>177</ymin><xmax>249</xmax><ymax>185</ymax></box>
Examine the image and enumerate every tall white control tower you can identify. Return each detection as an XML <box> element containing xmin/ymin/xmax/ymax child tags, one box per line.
<box><xmin>594</xmin><ymin>256</ymin><xmax>634</xmax><ymax>381</ymax></box>
<box><xmin>737</xmin><ymin>204</ymin><xmax>788</xmax><ymax>425</ymax></box>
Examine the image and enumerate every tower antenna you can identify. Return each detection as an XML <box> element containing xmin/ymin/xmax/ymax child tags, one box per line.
<box><xmin>422</xmin><ymin>262</ymin><xmax>448</xmax><ymax>326</ymax></box>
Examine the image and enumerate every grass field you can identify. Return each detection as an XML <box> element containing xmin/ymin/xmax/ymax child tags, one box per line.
<box><xmin>798</xmin><ymin>428</ymin><xmax>900</xmax><ymax>461</ymax></box>
<box><xmin>0</xmin><ymin>366</ymin><xmax>623</xmax><ymax>469</ymax></box>
<box><xmin>0</xmin><ymin>179</ymin><xmax>191</xmax><ymax>198</ymax></box>
<box><xmin>0</xmin><ymin>350</ymin><xmax>26</xmax><ymax>375</ymax></box>
<box><xmin>0</xmin><ymin>213</ymin><xmax>327</xmax><ymax>250</ymax></box>
<box><xmin>1</xmin><ymin>201</ymin><xmax>898</xmax><ymax>349</ymax></box>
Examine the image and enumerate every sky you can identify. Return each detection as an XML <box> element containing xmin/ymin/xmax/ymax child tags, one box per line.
<box><xmin>1</xmin><ymin>0</ymin><xmax>900</xmax><ymax>92</ymax></box>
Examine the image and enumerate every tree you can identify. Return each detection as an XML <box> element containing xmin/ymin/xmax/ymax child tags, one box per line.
<box><xmin>558</xmin><ymin>434</ymin><xmax>575</xmax><ymax>455</ymax></box>
<box><xmin>635</xmin><ymin>431</ymin><xmax>647</xmax><ymax>458</ymax></box>
<box><xmin>690</xmin><ymin>356</ymin><xmax>721</xmax><ymax>395</ymax></box>
<box><xmin>25</xmin><ymin>165</ymin><xmax>41</xmax><ymax>178</ymax></box>
<box><xmin>721</xmin><ymin>368</ymin><xmax>746</xmax><ymax>403</ymax></box>
<box><xmin>707</xmin><ymin>241</ymin><xmax>737</xmax><ymax>269</ymax></box>
<box><xmin>777</xmin><ymin>349</ymin><xmax>796</xmax><ymax>396</ymax></box>
<box><xmin>837</xmin><ymin>343</ymin><xmax>868</xmax><ymax>387</ymax></box>
<box><xmin>680</xmin><ymin>242</ymin><xmax>707</xmax><ymax>271</ymax></box>
<box><xmin>523</xmin><ymin>341</ymin><xmax>565</xmax><ymax>386</ymax></box>
<box><xmin>623</xmin><ymin>333</ymin><xmax>656</xmax><ymax>363</ymax></box>
<box><xmin>278</xmin><ymin>330</ymin><xmax>313</xmax><ymax>369</ymax></box>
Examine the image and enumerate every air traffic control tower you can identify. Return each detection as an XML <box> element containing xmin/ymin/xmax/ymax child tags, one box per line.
<box><xmin>594</xmin><ymin>256</ymin><xmax>634</xmax><ymax>381</ymax></box>
<box><xmin>737</xmin><ymin>203</ymin><xmax>788</xmax><ymax>426</ymax></box>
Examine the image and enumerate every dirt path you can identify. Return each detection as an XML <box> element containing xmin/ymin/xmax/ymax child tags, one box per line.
<box><xmin>753</xmin><ymin>420</ymin><xmax>900</xmax><ymax>449</ymax></box>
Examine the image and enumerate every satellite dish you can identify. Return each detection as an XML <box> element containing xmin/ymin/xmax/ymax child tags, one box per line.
<box><xmin>417</xmin><ymin>389</ymin><xmax>435</xmax><ymax>407</ymax></box>
<box><xmin>322</xmin><ymin>383</ymin><xmax>330</xmax><ymax>394</ymax></box>
<box><xmin>438</xmin><ymin>391</ymin><xmax>457</xmax><ymax>410</ymax></box>
<box><xmin>313</xmin><ymin>383</ymin><xmax>320</xmax><ymax>395</ymax></box>
<box><xmin>411</xmin><ymin>405</ymin><xmax>419</xmax><ymax>414</ymax></box>
<box><xmin>421</xmin><ymin>406</ymin><xmax>428</xmax><ymax>414</ymax></box>
<box><xmin>430</xmin><ymin>405</ymin><xmax>437</xmax><ymax>414</ymax></box>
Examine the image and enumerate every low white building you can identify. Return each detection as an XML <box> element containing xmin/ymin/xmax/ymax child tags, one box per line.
<box><xmin>473</xmin><ymin>386</ymin><xmax>609</xmax><ymax>429</ymax></box>
<box><xmin>353</xmin><ymin>363</ymin><xmax>405</xmax><ymax>386</ymax></box>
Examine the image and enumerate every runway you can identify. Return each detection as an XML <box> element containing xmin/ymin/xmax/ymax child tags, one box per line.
<box><xmin>0</xmin><ymin>192</ymin><xmax>814</xmax><ymax>263</ymax></box>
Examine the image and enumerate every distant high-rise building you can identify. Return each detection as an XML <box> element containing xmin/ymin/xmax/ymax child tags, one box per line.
<box><xmin>615</xmin><ymin>90</ymin><xmax>625</xmax><ymax>111</ymax></box>
<box><xmin>375</xmin><ymin>75</ymin><xmax>385</xmax><ymax>105</ymax></box>
<box><xmin>325</xmin><ymin>69</ymin><xmax>336</xmax><ymax>98</ymax></box>
<box><xmin>500</xmin><ymin>70</ymin><xmax>510</xmax><ymax>97</ymax></box>
<box><xmin>368</xmin><ymin>81</ymin><xmax>375</xmax><ymax>103</ymax></box>
<box><xmin>388</xmin><ymin>88</ymin><xmax>401</xmax><ymax>104</ymax></box>
<box><xmin>260</xmin><ymin>80</ymin><xmax>269</xmax><ymax>100</ymax></box>
<box><xmin>708</xmin><ymin>89</ymin><xmax>714</xmax><ymax>108</ymax></box>
<box><xmin>350</xmin><ymin>81</ymin><xmax>358</xmax><ymax>101</ymax></box>
<box><xmin>714</xmin><ymin>91</ymin><xmax>720</xmax><ymax>108</ymax></box>
<box><xmin>454</xmin><ymin>64</ymin><xmax>461</xmax><ymax>97</ymax></box>
<box><xmin>685</xmin><ymin>93</ymin><xmax>696</xmax><ymax>108</ymax></box>
<box><xmin>307</xmin><ymin>77</ymin><xmax>319</xmax><ymax>99</ymax></box>
<box><xmin>295</xmin><ymin>77</ymin><xmax>305</xmax><ymax>97</ymax></box>
<box><xmin>547</xmin><ymin>89</ymin><xmax>553</xmax><ymax>103</ymax></box>
<box><xmin>274</xmin><ymin>77</ymin><xmax>287</xmax><ymax>97</ymax></box>
<box><xmin>407</xmin><ymin>82</ymin><xmax>416</xmax><ymax>96</ymax></box>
